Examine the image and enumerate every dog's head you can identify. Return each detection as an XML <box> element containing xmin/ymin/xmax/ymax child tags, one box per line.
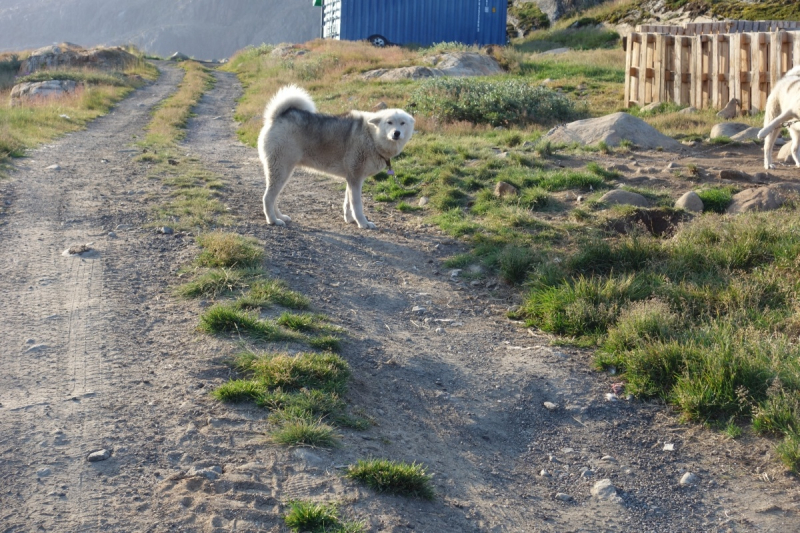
<box><xmin>369</xmin><ymin>109</ymin><xmax>415</xmax><ymax>152</ymax></box>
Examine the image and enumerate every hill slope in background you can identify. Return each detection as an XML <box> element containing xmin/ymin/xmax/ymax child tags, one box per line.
<box><xmin>0</xmin><ymin>0</ymin><xmax>320</xmax><ymax>59</ymax></box>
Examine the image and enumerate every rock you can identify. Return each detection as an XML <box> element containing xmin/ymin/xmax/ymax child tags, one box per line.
<box><xmin>716</xmin><ymin>98</ymin><xmax>739</xmax><ymax>119</ymax></box>
<box><xmin>411</xmin><ymin>306</ymin><xmax>426</xmax><ymax>315</ymax></box>
<box><xmin>87</xmin><ymin>449</ymin><xmax>111</xmax><ymax>462</ymax></box>
<box><xmin>541</xmin><ymin>47</ymin><xmax>570</xmax><ymax>55</ymax></box>
<box><xmin>606</xmin><ymin>163</ymin><xmax>630</xmax><ymax>172</ymax></box>
<box><xmin>159</xmin><ymin>226</ymin><xmax>174</xmax><ymax>235</ymax></box>
<box><xmin>710</xmin><ymin>122</ymin><xmax>749</xmax><ymax>139</ymax></box>
<box><xmin>778</xmin><ymin>142</ymin><xmax>799</xmax><ymax>164</ymax></box>
<box><xmin>372</xmin><ymin>101</ymin><xmax>388</xmax><ymax>111</ymax></box>
<box><xmin>544</xmin><ymin>112</ymin><xmax>682</xmax><ymax>151</ymax></box>
<box><xmin>640</xmin><ymin>101</ymin><xmax>661</xmax><ymax>112</ymax></box>
<box><xmin>494</xmin><ymin>181</ymin><xmax>519</xmax><ymax>198</ymax></box>
<box><xmin>600</xmin><ymin>455</ymin><xmax>617</xmax><ymax>463</ymax></box>
<box><xmin>47</xmin><ymin>164</ymin><xmax>61</xmax><ymax>170</ymax></box>
<box><xmin>427</xmin><ymin>52</ymin><xmax>504</xmax><ymax>77</ymax></box>
<box><xmin>169</xmin><ymin>52</ymin><xmax>190</xmax><ymax>61</ymax></box>
<box><xmin>418</xmin><ymin>196</ymin><xmax>429</xmax><ymax>207</ymax></box>
<box><xmin>10</xmin><ymin>80</ymin><xmax>80</xmax><ymax>106</ymax></box>
<box><xmin>678</xmin><ymin>106</ymin><xmax>699</xmax><ymax>115</ymax></box>
<box><xmin>107</xmin><ymin>231</ymin><xmax>117</xmax><ymax>238</ymax></box>
<box><xmin>539</xmin><ymin>469</ymin><xmax>552</xmax><ymax>477</ymax></box>
<box><xmin>543</xmin><ymin>401</ymin><xmax>558</xmax><ymax>410</ymax></box>
<box><xmin>727</xmin><ymin>187</ymin><xmax>783</xmax><ymax>214</ymax></box>
<box><xmin>37</xmin><ymin>467</ymin><xmax>52</xmax><ymax>477</ymax></box>
<box><xmin>449</xmin><ymin>269</ymin><xmax>462</xmax><ymax>278</ymax></box>
<box><xmin>362</xmin><ymin>66</ymin><xmax>444</xmax><ymax>81</ymax></box>
<box><xmin>599</xmin><ymin>190</ymin><xmax>649</xmax><ymax>207</ymax></box>
<box><xmin>580</xmin><ymin>468</ymin><xmax>594</xmax><ymax>478</ymax></box>
<box><xmin>188</xmin><ymin>465</ymin><xmax>222</xmax><ymax>480</ymax></box>
<box><xmin>753</xmin><ymin>172</ymin><xmax>769</xmax><ymax>182</ymax></box>
<box><xmin>674</xmin><ymin>191</ymin><xmax>703</xmax><ymax>213</ymax></box>
<box><xmin>680</xmin><ymin>472</ymin><xmax>698</xmax><ymax>485</ymax></box>
<box><xmin>730</xmin><ymin>127</ymin><xmax>761</xmax><ymax>142</ymax></box>
<box><xmin>555</xmin><ymin>492</ymin><xmax>574</xmax><ymax>502</ymax></box>
<box><xmin>664</xmin><ymin>162</ymin><xmax>679</xmax><ymax>170</ymax></box>
<box><xmin>591</xmin><ymin>479</ymin><xmax>618</xmax><ymax>500</ymax></box>
<box><xmin>718</xmin><ymin>169</ymin><xmax>751</xmax><ymax>182</ymax></box>
<box><xmin>19</xmin><ymin>43</ymin><xmax>137</xmax><ymax>74</ymax></box>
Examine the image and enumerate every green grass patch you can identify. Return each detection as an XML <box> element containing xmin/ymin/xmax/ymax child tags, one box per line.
<box><xmin>696</xmin><ymin>187</ymin><xmax>737</xmax><ymax>213</ymax></box>
<box><xmin>213</xmin><ymin>350</ymin><xmax>357</xmax><ymax>447</ymax></box>
<box><xmin>198</xmin><ymin>304</ymin><xmax>297</xmax><ymax>342</ymax></box>
<box><xmin>346</xmin><ymin>459</ymin><xmax>435</xmax><ymax>500</ymax></box>
<box><xmin>195</xmin><ymin>231</ymin><xmax>263</xmax><ymax>268</ymax></box>
<box><xmin>283</xmin><ymin>501</ymin><xmax>364</xmax><ymax>533</ymax></box>
<box><xmin>515</xmin><ymin>27</ymin><xmax>621</xmax><ymax>53</ymax></box>
<box><xmin>410</xmin><ymin>77</ymin><xmax>581</xmax><ymax>127</ymax></box>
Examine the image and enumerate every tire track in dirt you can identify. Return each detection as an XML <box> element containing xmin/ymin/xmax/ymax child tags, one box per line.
<box><xmin>0</xmin><ymin>63</ymin><xmax>186</xmax><ymax>532</ymax></box>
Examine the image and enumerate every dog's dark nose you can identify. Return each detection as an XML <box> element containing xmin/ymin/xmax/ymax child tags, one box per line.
<box><xmin>392</xmin><ymin>130</ymin><xmax>401</xmax><ymax>140</ymax></box>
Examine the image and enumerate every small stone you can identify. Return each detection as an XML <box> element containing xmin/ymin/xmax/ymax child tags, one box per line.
<box><xmin>411</xmin><ymin>306</ymin><xmax>426</xmax><ymax>315</ymax></box>
<box><xmin>494</xmin><ymin>181</ymin><xmax>518</xmax><ymax>197</ymax></box>
<box><xmin>159</xmin><ymin>226</ymin><xmax>174</xmax><ymax>235</ymax></box>
<box><xmin>663</xmin><ymin>443</ymin><xmax>675</xmax><ymax>451</ymax></box>
<box><xmin>576</xmin><ymin>195</ymin><xmax>584</xmax><ymax>203</ymax></box>
<box><xmin>555</xmin><ymin>492</ymin><xmax>573</xmax><ymax>501</ymax></box>
<box><xmin>47</xmin><ymin>164</ymin><xmax>61</xmax><ymax>171</ymax></box>
<box><xmin>674</xmin><ymin>191</ymin><xmax>703</xmax><ymax>213</ymax></box>
<box><xmin>718</xmin><ymin>169</ymin><xmax>751</xmax><ymax>181</ymax></box>
<box><xmin>678</xmin><ymin>106</ymin><xmax>698</xmax><ymax>115</ymax></box>
<box><xmin>449</xmin><ymin>269</ymin><xmax>462</xmax><ymax>278</ymax></box>
<box><xmin>543</xmin><ymin>401</ymin><xmax>558</xmax><ymax>410</ymax></box>
<box><xmin>753</xmin><ymin>172</ymin><xmax>769</xmax><ymax>182</ymax></box>
<box><xmin>664</xmin><ymin>162</ymin><xmax>679</xmax><ymax>170</ymax></box>
<box><xmin>716</xmin><ymin>98</ymin><xmax>739</xmax><ymax>119</ymax></box>
<box><xmin>591</xmin><ymin>479</ymin><xmax>618</xmax><ymax>500</ymax></box>
<box><xmin>599</xmin><ymin>189</ymin><xmax>649</xmax><ymax>208</ymax></box>
<box><xmin>418</xmin><ymin>196</ymin><xmax>429</xmax><ymax>207</ymax></box>
<box><xmin>87</xmin><ymin>449</ymin><xmax>111</xmax><ymax>462</ymax></box>
<box><xmin>600</xmin><ymin>455</ymin><xmax>616</xmax><ymax>463</ymax></box>
<box><xmin>539</xmin><ymin>469</ymin><xmax>552</xmax><ymax>477</ymax></box>
<box><xmin>640</xmin><ymin>101</ymin><xmax>661</xmax><ymax>112</ymax></box>
<box><xmin>37</xmin><ymin>467</ymin><xmax>52</xmax><ymax>477</ymax></box>
<box><xmin>435</xmin><ymin>327</ymin><xmax>444</xmax><ymax>334</ymax></box>
<box><xmin>580</xmin><ymin>468</ymin><xmax>594</xmax><ymax>478</ymax></box>
<box><xmin>679</xmin><ymin>472</ymin><xmax>698</xmax><ymax>485</ymax></box>
<box><xmin>107</xmin><ymin>231</ymin><xmax>117</xmax><ymax>238</ymax></box>
<box><xmin>372</xmin><ymin>101</ymin><xmax>388</xmax><ymax>111</ymax></box>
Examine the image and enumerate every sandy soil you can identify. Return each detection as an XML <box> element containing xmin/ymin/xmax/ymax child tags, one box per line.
<box><xmin>1</xmin><ymin>63</ymin><xmax>799</xmax><ymax>532</ymax></box>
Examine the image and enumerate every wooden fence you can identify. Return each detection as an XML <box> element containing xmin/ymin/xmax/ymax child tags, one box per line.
<box><xmin>624</xmin><ymin>29</ymin><xmax>800</xmax><ymax>112</ymax></box>
<box><xmin>637</xmin><ymin>20</ymin><xmax>800</xmax><ymax>36</ymax></box>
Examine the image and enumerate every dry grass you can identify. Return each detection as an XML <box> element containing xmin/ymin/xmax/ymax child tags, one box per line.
<box><xmin>143</xmin><ymin>61</ymin><xmax>211</xmax><ymax>147</ymax></box>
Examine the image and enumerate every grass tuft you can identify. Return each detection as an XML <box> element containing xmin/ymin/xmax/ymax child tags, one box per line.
<box><xmin>346</xmin><ymin>459</ymin><xmax>435</xmax><ymax>500</ymax></box>
<box><xmin>283</xmin><ymin>500</ymin><xmax>364</xmax><ymax>533</ymax></box>
<box><xmin>196</xmin><ymin>232</ymin><xmax>263</xmax><ymax>268</ymax></box>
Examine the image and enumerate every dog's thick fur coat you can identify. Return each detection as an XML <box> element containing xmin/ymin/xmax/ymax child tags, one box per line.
<box><xmin>257</xmin><ymin>85</ymin><xmax>414</xmax><ymax>228</ymax></box>
<box><xmin>757</xmin><ymin>66</ymin><xmax>800</xmax><ymax>169</ymax></box>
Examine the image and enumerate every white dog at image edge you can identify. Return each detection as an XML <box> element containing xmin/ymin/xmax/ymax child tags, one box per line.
<box><xmin>757</xmin><ymin>65</ymin><xmax>800</xmax><ymax>169</ymax></box>
<box><xmin>257</xmin><ymin>85</ymin><xmax>415</xmax><ymax>229</ymax></box>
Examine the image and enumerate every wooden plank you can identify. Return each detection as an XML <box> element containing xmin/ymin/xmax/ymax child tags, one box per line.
<box><xmin>731</xmin><ymin>33</ymin><xmax>742</xmax><ymax>113</ymax></box>
<box><xmin>770</xmin><ymin>32</ymin><xmax>782</xmax><ymax>93</ymax></box>
<box><xmin>674</xmin><ymin>36</ymin><xmax>685</xmax><ymax>105</ymax></box>
<box><xmin>624</xmin><ymin>32</ymin><xmax>634</xmax><ymax>107</ymax></box>
<box><xmin>711</xmin><ymin>34</ymin><xmax>721</xmax><ymax>109</ymax></box>
<box><xmin>655</xmin><ymin>34</ymin><xmax>666</xmax><ymax>104</ymax></box>
<box><xmin>750</xmin><ymin>32</ymin><xmax>762</xmax><ymax>112</ymax></box>
<box><xmin>638</xmin><ymin>33</ymin><xmax>649</xmax><ymax>105</ymax></box>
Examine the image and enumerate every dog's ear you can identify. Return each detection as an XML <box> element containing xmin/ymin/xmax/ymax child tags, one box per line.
<box><xmin>368</xmin><ymin>115</ymin><xmax>383</xmax><ymax>126</ymax></box>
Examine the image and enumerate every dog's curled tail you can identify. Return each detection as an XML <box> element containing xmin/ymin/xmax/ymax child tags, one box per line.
<box><xmin>263</xmin><ymin>84</ymin><xmax>316</xmax><ymax>123</ymax></box>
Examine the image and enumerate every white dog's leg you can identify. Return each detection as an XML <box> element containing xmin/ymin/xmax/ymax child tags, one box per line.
<box><xmin>346</xmin><ymin>180</ymin><xmax>375</xmax><ymax>229</ymax></box>
<box><xmin>790</xmin><ymin>127</ymin><xmax>800</xmax><ymax>168</ymax></box>
<box><xmin>763</xmin><ymin>127</ymin><xmax>781</xmax><ymax>170</ymax></box>
<box><xmin>342</xmin><ymin>188</ymin><xmax>356</xmax><ymax>224</ymax></box>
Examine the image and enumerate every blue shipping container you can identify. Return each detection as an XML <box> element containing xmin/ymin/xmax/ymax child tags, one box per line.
<box><xmin>322</xmin><ymin>0</ymin><xmax>507</xmax><ymax>47</ymax></box>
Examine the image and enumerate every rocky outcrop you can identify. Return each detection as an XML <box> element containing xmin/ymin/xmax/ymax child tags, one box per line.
<box><xmin>599</xmin><ymin>190</ymin><xmax>650</xmax><ymax>207</ymax></box>
<box><xmin>544</xmin><ymin>112</ymin><xmax>683</xmax><ymax>151</ymax></box>
<box><xmin>19</xmin><ymin>43</ymin><xmax>137</xmax><ymax>75</ymax></box>
<box><xmin>362</xmin><ymin>52</ymin><xmax>503</xmax><ymax>81</ymax></box>
<box><xmin>726</xmin><ymin>187</ymin><xmax>783</xmax><ymax>214</ymax></box>
<box><xmin>516</xmin><ymin>0</ymin><xmax>606</xmax><ymax>22</ymax></box>
<box><xmin>10</xmin><ymin>80</ymin><xmax>80</xmax><ymax>106</ymax></box>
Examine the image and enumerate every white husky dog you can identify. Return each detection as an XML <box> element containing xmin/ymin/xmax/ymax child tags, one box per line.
<box><xmin>257</xmin><ymin>85</ymin><xmax>415</xmax><ymax>229</ymax></box>
<box><xmin>757</xmin><ymin>66</ymin><xmax>800</xmax><ymax>169</ymax></box>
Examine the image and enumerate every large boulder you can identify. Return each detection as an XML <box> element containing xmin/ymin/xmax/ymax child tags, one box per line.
<box><xmin>675</xmin><ymin>191</ymin><xmax>703</xmax><ymax>213</ymax></box>
<box><xmin>730</xmin><ymin>127</ymin><xmax>761</xmax><ymax>142</ymax></box>
<box><xmin>362</xmin><ymin>66</ymin><xmax>444</xmax><ymax>81</ymax></box>
<box><xmin>522</xmin><ymin>0</ymin><xmax>607</xmax><ymax>22</ymax></box>
<box><xmin>709</xmin><ymin>122</ymin><xmax>749</xmax><ymax>139</ymax></box>
<box><xmin>10</xmin><ymin>80</ymin><xmax>80</xmax><ymax>106</ymax></box>
<box><xmin>544</xmin><ymin>112</ymin><xmax>683</xmax><ymax>151</ymax></box>
<box><xmin>19</xmin><ymin>43</ymin><xmax>137</xmax><ymax>75</ymax></box>
<box><xmin>599</xmin><ymin>189</ymin><xmax>650</xmax><ymax>207</ymax></box>
<box><xmin>726</xmin><ymin>187</ymin><xmax>783</xmax><ymax>214</ymax></box>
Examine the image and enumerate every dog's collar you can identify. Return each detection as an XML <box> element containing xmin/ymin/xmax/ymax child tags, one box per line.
<box><xmin>381</xmin><ymin>155</ymin><xmax>394</xmax><ymax>176</ymax></box>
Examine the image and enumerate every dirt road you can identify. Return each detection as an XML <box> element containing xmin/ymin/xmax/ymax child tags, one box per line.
<box><xmin>1</xmin><ymin>63</ymin><xmax>798</xmax><ymax>532</ymax></box>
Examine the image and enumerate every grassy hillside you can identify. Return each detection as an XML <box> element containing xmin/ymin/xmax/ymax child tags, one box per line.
<box><xmin>224</xmin><ymin>29</ymin><xmax>800</xmax><ymax>472</ymax></box>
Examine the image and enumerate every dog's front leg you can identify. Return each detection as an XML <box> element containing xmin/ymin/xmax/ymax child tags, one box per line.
<box><xmin>764</xmin><ymin>127</ymin><xmax>781</xmax><ymax>170</ymax></box>
<box><xmin>345</xmin><ymin>179</ymin><xmax>376</xmax><ymax>229</ymax></box>
<box><xmin>343</xmin><ymin>186</ymin><xmax>356</xmax><ymax>224</ymax></box>
<box><xmin>791</xmin><ymin>128</ymin><xmax>800</xmax><ymax>168</ymax></box>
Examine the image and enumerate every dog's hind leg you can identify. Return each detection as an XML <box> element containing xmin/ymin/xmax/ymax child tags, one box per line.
<box><xmin>791</xmin><ymin>126</ymin><xmax>800</xmax><ymax>168</ymax></box>
<box><xmin>345</xmin><ymin>179</ymin><xmax>375</xmax><ymax>229</ymax></box>
<box><xmin>262</xmin><ymin>161</ymin><xmax>293</xmax><ymax>225</ymax></box>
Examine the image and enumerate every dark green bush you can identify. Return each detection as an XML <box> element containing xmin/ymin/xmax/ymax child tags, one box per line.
<box><xmin>410</xmin><ymin>78</ymin><xmax>579</xmax><ymax>127</ymax></box>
